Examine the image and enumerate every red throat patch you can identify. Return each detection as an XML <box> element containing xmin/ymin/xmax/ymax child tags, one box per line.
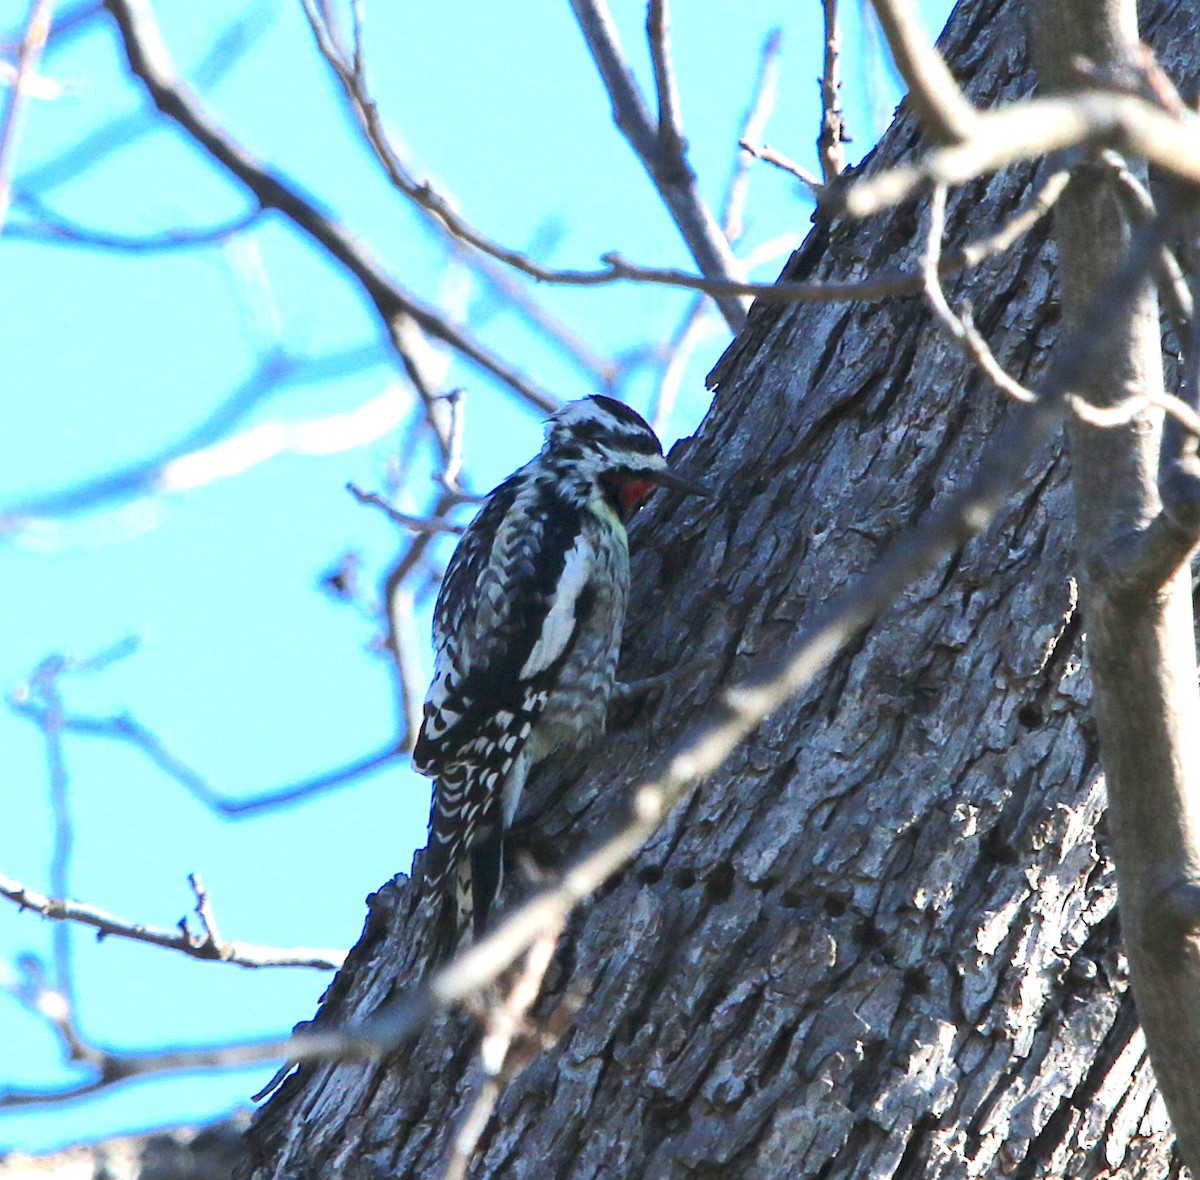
<box><xmin>615</xmin><ymin>477</ymin><xmax>656</xmax><ymax>514</ymax></box>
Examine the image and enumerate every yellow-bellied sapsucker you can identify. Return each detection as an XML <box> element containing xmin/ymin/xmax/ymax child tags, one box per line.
<box><xmin>413</xmin><ymin>395</ymin><xmax>707</xmax><ymax>958</ymax></box>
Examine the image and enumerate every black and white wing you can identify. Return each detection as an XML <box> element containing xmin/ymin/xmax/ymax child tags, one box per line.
<box><xmin>413</xmin><ymin>471</ymin><xmax>596</xmax><ymax>942</ymax></box>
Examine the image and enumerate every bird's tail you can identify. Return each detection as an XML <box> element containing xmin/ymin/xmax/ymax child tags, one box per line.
<box><xmin>424</xmin><ymin>776</ymin><xmax>505</xmax><ymax>964</ymax></box>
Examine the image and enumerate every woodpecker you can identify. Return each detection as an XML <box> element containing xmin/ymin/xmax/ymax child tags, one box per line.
<box><xmin>413</xmin><ymin>395</ymin><xmax>707</xmax><ymax>958</ymax></box>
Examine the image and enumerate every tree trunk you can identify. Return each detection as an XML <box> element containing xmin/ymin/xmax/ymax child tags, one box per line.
<box><xmin>240</xmin><ymin>0</ymin><xmax>1199</xmax><ymax>1175</ymax></box>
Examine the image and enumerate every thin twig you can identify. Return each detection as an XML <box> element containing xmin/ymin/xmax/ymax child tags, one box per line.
<box><xmin>388</xmin><ymin>585</ymin><xmax>427</xmax><ymax>749</ymax></box>
<box><xmin>301</xmin><ymin>0</ymin><xmax>749</xmax><ymax>328</ymax></box>
<box><xmin>0</xmin><ymin>0</ymin><xmax>55</xmax><ymax>234</ymax></box>
<box><xmin>649</xmin><ymin>293</ymin><xmax>714</xmax><ymax>434</ymax></box>
<box><xmin>819</xmin><ymin>0</ymin><xmax>846</xmax><ymax>182</ymax></box>
<box><xmin>956</xmin><ymin>165</ymin><xmax>1070</xmax><ymax>268</ymax></box>
<box><xmin>648</xmin><ymin>28</ymin><xmax>783</xmax><ymax>431</ymax></box>
<box><xmin>921</xmin><ymin>184</ymin><xmax>1037</xmax><ymax>402</ymax></box>
<box><xmin>104</xmin><ymin>0</ymin><xmax>559</xmax><ymax>417</ymax></box>
<box><xmin>1099</xmin><ymin>150</ymin><xmax>1194</xmax><ymax>329</ymax></box>
<box><xmin>646</xmin><ymin>0</ymin><xmax>685</xmax><ymax>165</ymax></box>
<box><xmin>439</xmin><ymin>388</ymin><xmax>467</xmax><ymax>492</ymax></box>
<box><xmin>8</xmin><ymin>195</ymin><xmax>263</xmax><ymax>251</ymax></box>
<box><xmin>347</xmin><ymin>483</ymin><xmax>465</xmax><ymax>536</ymax></box>
<box><xmin>919</xmin><ymin>183</ymin><xmax>1200</xmax><ymax>437</ymax></box>
<box><xmin>6</xmin><ymin>691</ymin><xmax>408</xmax><ymax>817</ymax></box>
<box><xmin>0</xmin><ymin>871</ymin><xmax>345</xmax><ymax>970</ymax></box>
<box><xmin>567</xmin><ymin>0</ymin><xmax>748</xmax><ymax>330</ymax></box>
<box><xmin>299</xmin><ymin>4</ymin><xmax>617</xmax><ymax>394</ymax></box>
<box><xmin>159</xmin><ymin>386</ymin><xmax>409</xmax><ymax>492</ymax></box>
<box><xmin>0</xmin><ymin>170</ymin><xmax>1074</xmax><ymax>542</ymax></box>
<box><xmin>29</xmin><ymin>655</ymin><xmax>77</xmax><ymax>1032</ymax></box>
<box><xmin>0</xmin><ymin>344</ymin><xmax>388</xmax><ymax>538</ymax></box>
<box><xmin>739</xmin><ymin>140</ymin><xmax>824</xmax><ymax>195</ymax></box>
<box><xmin>24</xmin><ymin>0</ymin><xmax>277</xmax><ymax>195</ymax></box>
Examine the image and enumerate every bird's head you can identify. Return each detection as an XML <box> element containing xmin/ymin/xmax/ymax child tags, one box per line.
<box><xmin>544</xmin><ymin>395</ymin><xmax>709</xmax><ymax>519</ymax></box>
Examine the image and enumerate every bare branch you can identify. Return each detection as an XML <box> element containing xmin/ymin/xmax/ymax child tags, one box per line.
<box><xmin>439</xmin><ymin>387</ymin><xmax>467</xmax><ymax>492</ymax></box>
<box><xmin>347</xmin><ymin>483</ymin><xmax>465</xmax><ymax>536</ymax></box>
<box><xmin>24</xmin><ymin>0</ymin><xmax>278</xmax><ymax>196</ymax></box>
<box><xmin>103</xmin><ymin>0</ymin><xmax>560</xmax><ymax>417</ymax></box>
<box><xmin>384</xmin><ymin>488</ymin><xmax>460</xmax><ymax>718</ymax></box>
<box><xmin>387</xmin><ymin>586</ymin><xmax>427</xmax><ymax>750</ymax></box>
<box><xmin>567</xmin><ymin>0</ymin><xmax>749</xmax><ymax>330</ymax></box>
<box><xmin>646</xmin><ymin>0</ymin><xmax>685</xmax><ymax>165</ymax></box>
<box><xmin>0</xmin><ymin>0</ymin><xmax>55</xmax><ymax>233</ymax></box>
<box><xmin>298</xmin><ymin>4</ymin><xmax>619</xmax><ymax>394</ymax></box>
<box><xmin>738</xmin><ymin>139</ymin><xmax>824</xmax><ymax>196</ymax></box>
<box><xmin>867</xmin><ymin>0</ymin><xmax>977</xmax><ymax>144</ymax></box>
<box><xmin>159</xmin><ymin>386</ymin><xmax>408</xmax><ymax>492</ymax></box>
<box><xmin>648</xmin><ymin>28</ymin><xmax>784</xmax><ymax>433</ymax></box>
<box><xmin>648</xmin><ymin>293</ymin><xmax>715</xmax><ymax>434</ymax></box>
<box><xmin>956</xmin><ymin>164</ymin><xmax>1070</xmax><ymax>268</ymax></box>
<box><xmin>0</xmin><ymin>871</ymin><xmax>345</xmax><ymax>970</ymax></box>
<box><xmin>921</xmin><ymin>183</ymin><xmax>1037</xmax><ymax>403</ymax></box>
<box><xmin>0</xmin><ymin>168</ymin><xmax>1076</xmax><ymax>546</ymax></box>
<box><xmin>8</xmin><ymin>193</ymin><xmax>263</xmax><ymax>252</ymax></box>
<box><xmin>819</xmin><ymin>0</ymin><xmax>846</xmax><ymax>182</ymax></box>
<box><xmin>6</xmin><ymin>690</ymin><xmax>407</xmax><ymax>817</ymax></box>
<box><xmin>301</xmin><ymin>0</ymin><xmax>748</xmax><ymax>329</ymax></box>
<box><xmin>45</xmin><ymin>0</ymin><xmax>103</xmax><ymax>47</ymax></box>
<box><xmin>919</xmin><ymin>182</ymin><xmax>1200</xmax><ymax>436</ymax></box>
<box><xmin>1099</xmin><ymin>150</ymin><xmax>1194</xmax><ymax>329</ymax></box>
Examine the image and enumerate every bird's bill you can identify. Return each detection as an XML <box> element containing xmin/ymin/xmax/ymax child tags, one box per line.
<box><xmin>647</xmin><ymin>467</ymin><xmax>711</xmax><ymax>497</ymax></box>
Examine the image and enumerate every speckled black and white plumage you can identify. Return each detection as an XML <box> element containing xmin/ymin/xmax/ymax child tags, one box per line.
<box><xmin>413</xmin><ymin>395</ymin><xmax>703</xmax><ymax>958</ymax></box>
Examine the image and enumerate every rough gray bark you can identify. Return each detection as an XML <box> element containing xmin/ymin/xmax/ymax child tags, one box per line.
<box><xmin>238</xmin><ymin>0</ymin><xmax>1200</xmax><ymax>1176</ymax></box>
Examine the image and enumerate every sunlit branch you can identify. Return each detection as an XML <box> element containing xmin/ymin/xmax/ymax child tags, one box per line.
<box><xmin>158</xmin><ymin>386</ymin><xmax>407</xmax><ymax>491</ymax></box>
<box><xmin>739</xmin><ymin>140</ymin><xmax>824</xmax><ymax>195</ymax></box>
<box><xmin>840</xmin><ymin>91</ymin><xmax>1200</xmax><ymax>219</ymax></box>
<box><xmin>442</xmin><ymin>926</ymin><xmax>564</xmax><ymax>1180</ymax></box>
<box><xmin>867</xmin><ymin>0</ymin><xmax>977</xmax><ymax>144</ymax></box>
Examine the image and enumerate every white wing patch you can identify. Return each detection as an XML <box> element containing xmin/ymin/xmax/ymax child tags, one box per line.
<box><xmin>518</xmin><ymin>536</ymin><xmax>592</xmax><ymax>679</ymax></box>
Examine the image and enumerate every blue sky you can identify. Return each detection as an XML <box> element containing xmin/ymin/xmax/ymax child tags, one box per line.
<box><xmin>0</xmin><ymin>0</ymin><xmax>952</xmax><ymax>1154</ymax></box>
